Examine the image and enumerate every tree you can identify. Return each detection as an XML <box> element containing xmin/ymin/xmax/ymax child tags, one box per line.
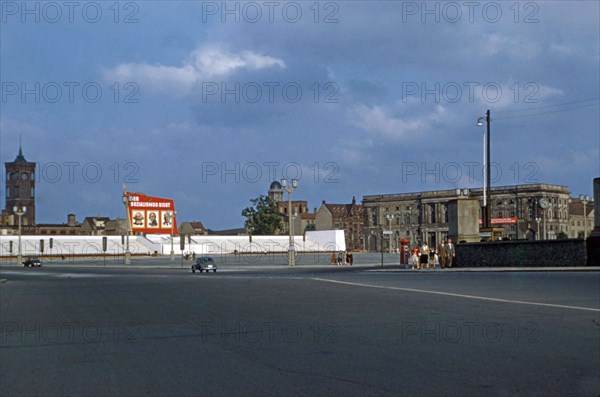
<box><xmin>241</xmin><ymin>195</ymin><xmax>282</xmax><ymax>235</ymax></box>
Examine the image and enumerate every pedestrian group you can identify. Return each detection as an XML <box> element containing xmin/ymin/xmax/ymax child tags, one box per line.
<box><xmin>410</xmin><ymin>238</ymin><xmax>455</xmax><ymax>270</ymax></box>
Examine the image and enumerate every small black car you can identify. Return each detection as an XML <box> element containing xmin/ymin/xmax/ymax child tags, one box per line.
<box><xmin>191</xmin><ymin>256</ymin><xmax>217</xmax><ymax>273</ymax></box>
<box><xmin>22</xmin><ymin>257</ymin><xmax>42</xmax><ymax>267</ymax></box>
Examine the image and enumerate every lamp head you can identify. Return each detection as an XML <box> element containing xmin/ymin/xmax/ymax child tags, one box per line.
<box><xmin>476</xmin><ymin>117</ymin><xmax>485</xmax><ymax>127</ymax></box>
<box><xmin>292</xmin><ymin>179</ymin><xmax>298</xmax><ymax>188</ymax></box>
<box><xmin>280</xmin><ymin>178</ymin><xmax>287</xmax><ymax>188</ymax></box>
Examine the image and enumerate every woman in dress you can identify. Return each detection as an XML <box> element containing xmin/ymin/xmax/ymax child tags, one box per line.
<box><xmin>419</xmin><ymin>241</ymin><xmax>430</xmax><ymax>270</ymax></box>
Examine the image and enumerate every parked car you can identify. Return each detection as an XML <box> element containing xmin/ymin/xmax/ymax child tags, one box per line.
<box><xmin>22</xmin><ymin>257</ymin><xmax>42</xmax><ymax>267</ymax></box>
<box><xmin>191</xmin><ymin>256</ymin><xmax>217</xmax><ymax>273</ymax></box>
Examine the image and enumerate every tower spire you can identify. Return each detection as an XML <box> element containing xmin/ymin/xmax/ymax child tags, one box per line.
<box><xmin>14</xmin><ymin>137</ymin><xmax>26</xmax><ymax>162</ymax></box>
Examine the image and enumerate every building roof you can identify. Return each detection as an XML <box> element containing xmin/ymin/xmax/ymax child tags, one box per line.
<box><xmin>323</xmin><ymin>197</ymin><xmax>363</xmax><ymax>217</ymax></box>
<box><xmin>569</xmin><ymin>200</ymin><xmax>594</xmax><ymax>216</ymax></box>
<box><xmin>81</xmin><ymin>217</ymin><xmax>110</xmax><ymax>230</ymax></box>
<box><xmin>206</xmin><ymin>227</ymin><xmax>247</xmax><ymax>236</ymax></box>
<box><xmin>189</xmin><ymin>221</ymin><xmax>206</xmax><ymax>231</ymax></box>
<box><xmin>269</xmin><ymin>181</ymin><xmax>282</xmax><ymax>190</ymax></box>
<box><xmin>363</xmin><ymin>183</ymin><xmax>571</xmax><ymax>203</ymax></box>
<box><xmin>14</xmin><ymin>147</ymin><xmax>27</xmax><ymax>162</ymax></box>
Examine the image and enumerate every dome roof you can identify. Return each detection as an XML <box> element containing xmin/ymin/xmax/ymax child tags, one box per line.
<box><xmin>269</xmin><ymin>181</ymin><xmax>282</xmax><ymax>190</ymax></box>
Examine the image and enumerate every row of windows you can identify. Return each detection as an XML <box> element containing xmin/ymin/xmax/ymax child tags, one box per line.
<box><xmin>39</xmin><ymin>230</ymin><xmax>78</xmax><ymax>235</ymax></box>
<box><xmin>6</xmin><ymin>186</ymin><xmax>35</xmax><ymax>199</ymax></box>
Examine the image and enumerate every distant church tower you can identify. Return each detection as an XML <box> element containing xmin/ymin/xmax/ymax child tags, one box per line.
<box><xmin>5</xmin><ymin>146</ymin><xmax>36</xmax><ymax>226</ymax></box>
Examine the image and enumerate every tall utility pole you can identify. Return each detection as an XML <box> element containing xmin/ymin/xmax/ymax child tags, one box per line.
<box><xmin>477</xmin><ymin>109</ymin><xmax>492</xmax><ymax>230</ymax></box>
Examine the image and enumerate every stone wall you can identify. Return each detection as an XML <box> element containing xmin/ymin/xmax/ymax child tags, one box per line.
<box><xmin>455</xmin><ymin>239</ymin><xmax>589</xmax><ymax>267</ymax></box>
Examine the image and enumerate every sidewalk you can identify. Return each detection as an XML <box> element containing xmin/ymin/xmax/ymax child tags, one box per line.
<box><xmin>367</xmin><ymin>266</ymin><xmax>600</xmax><ymax>272</ymax></box>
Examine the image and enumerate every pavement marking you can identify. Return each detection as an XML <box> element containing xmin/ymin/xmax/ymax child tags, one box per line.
<box><xmin>0</xmin><ymin>270</ymin><xmax>110</xmax><ymax>278</ymax></box>
<box><xmin>311</xmin><ymin>278</ymin><xmax>600</xmax><ymax>313</ymax></box>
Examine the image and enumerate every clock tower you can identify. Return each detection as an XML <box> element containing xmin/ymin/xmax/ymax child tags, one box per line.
<box><xmin>5</xmin><ymin>146</ymin><xmax>36</xmax><ymax>226</ymax></box>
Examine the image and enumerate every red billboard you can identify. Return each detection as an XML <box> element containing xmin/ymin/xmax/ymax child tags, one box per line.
<box><xmin>124</xmin><ymin>190</ymin><xmax>178</xmax><ymax>235</ymax></box>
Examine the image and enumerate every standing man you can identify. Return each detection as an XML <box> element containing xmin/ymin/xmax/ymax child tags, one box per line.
<box><xmin>438</xmin><ymin>239</ymin><xmax>448</xmax><ymax>269</ymax></box>
<box><xmin>446</xmin><ymin>238</ymin><xmax>456</xmax><ymax>268</ymax></box>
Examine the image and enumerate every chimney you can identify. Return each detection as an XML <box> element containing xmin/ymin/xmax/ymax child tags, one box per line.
<box><xmin>67</xmin><ymin>214</ymin><xmax>77</xmax><ymax>227</ymax></box>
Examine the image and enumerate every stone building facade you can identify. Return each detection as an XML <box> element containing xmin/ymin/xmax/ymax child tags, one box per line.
<box><xmin>568</xmin><ymin>198</ymin><xmax>595</xmax><ymax>238</ymax></box>
<box><xmin>362</xmin><ymin>183</ymin><xmax>576</xmax><ymax>252</ymax></box>
<box><xmin>315</xmin><ymin>197</ymin><xmax>364</xmax><ymax>251</ymax></box>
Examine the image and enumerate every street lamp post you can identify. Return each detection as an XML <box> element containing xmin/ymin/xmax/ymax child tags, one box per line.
<box><xmin>535</xmin><ymin>217</ymin><xmax>541</xmax><ymax>240</ymax></box>
<box><xmin>386</xmin><ymin>213</ymin><xmax>395</xmax><ymax>253</ymax></box>
<box><xmin>13</xmin><ymin>206</ymin><xmax>26</xmax><ymax>265</ymax></box>
<box><xmin>281</xmin><ymin>178</ymin><xmax>298</xmax><ymax>267</ymax></box>
<box><xmin>122</xmin><ymin>194</ymin><xmax>131</xmax><ymax>265</ymax></box>
<box><xmin>169</xmin><ymin>210</ymin><xmax>177</xmax><ymax>260</ymax></box>
<box><xmin>477</xmin><ymin>110</ymin><xmax>492</xmax><ymax>230</ymax></box>
<box><xmin>580</xmin><ymin>195</ymin><xmax>590</xmax><ymax>238</ymax></box>
<box><xmin>543</xmin><ymin>210</ymin><xmax>547</xmax><ymax>240</ymax></box>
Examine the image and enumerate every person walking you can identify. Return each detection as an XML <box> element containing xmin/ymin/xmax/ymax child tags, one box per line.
<box><xmin>419</xmin><ymin>241</ymin><xmax>430</xmax><ymax>270</ymax></box>
<box><xmin>438</xmin><ymin>239</ymin><xmax>448</xmax><ymax>269</ymax></box>
<box><xmin>331</xmin><ymin>252</ymin><xmax>337</xmax><ymax>265</ymax></box>
<box><xmin>446</xmin><ymin>238</ymin><xmax>456</xmax><ymax>268</ymax></box>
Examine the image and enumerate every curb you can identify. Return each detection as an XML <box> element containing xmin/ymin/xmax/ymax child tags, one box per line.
<box><xmin>367</xmin><ymin>267</ymin><xmax>600</xmax><ymax>272</ymax></box>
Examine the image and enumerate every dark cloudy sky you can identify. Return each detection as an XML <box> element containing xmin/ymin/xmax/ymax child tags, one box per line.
<box><xmin>1</xmin><ymin>1</ymin><xmax>598</xmax><ymax>229</ymax></box>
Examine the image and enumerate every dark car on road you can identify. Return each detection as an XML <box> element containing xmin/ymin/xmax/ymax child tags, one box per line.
<box><xmin>191</xmin><ymin>256</ymin><xmax>217</xmax><ymax>273</ymax></box>
<box><xmin>22</xmin><ymin>257</ymin><xmax>42</xmax><ymax>267</ymax></box>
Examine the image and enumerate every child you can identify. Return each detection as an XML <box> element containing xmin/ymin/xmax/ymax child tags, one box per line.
<box><xmin>410</xmin><ymin>246</ymin><xmax>420</xmax><ymax>270</ymax></box>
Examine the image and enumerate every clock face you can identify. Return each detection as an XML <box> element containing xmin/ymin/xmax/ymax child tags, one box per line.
<box><xmin>539</xmin><ymin>198</ymin><xmax>549</xmax><ymax>209</ymax></box>
<box><xmin>21</xmin><ymin>173</ymin><xmax>28</xmax><ymax>180</ymax></box>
